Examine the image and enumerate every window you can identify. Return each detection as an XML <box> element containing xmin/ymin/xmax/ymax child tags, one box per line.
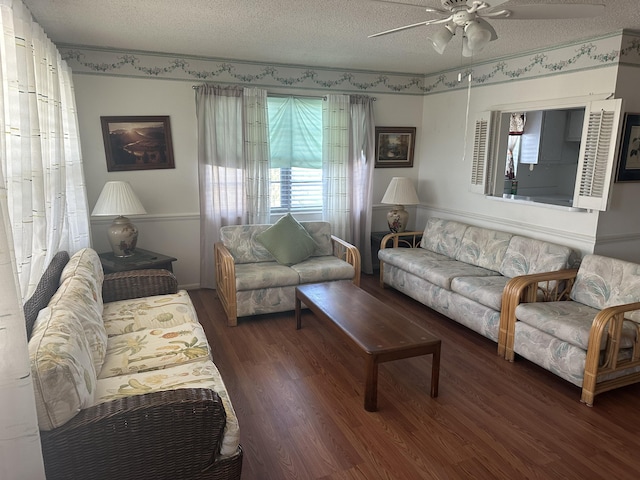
<box><xmin>471</xmin><ymin>98</ymin><xmax>623</xmax><ymax>211</ymax></box>
<box><xmin>267</xmin><ymin>96</ymin><xmax>323</xmax><ymax>213</ymax></box>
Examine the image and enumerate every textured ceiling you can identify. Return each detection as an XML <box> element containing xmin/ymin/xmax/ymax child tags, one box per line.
<box><xmin>23</xmin><ymin>0</ymin><xmax>640</xmax><ymax>75</ymax></box>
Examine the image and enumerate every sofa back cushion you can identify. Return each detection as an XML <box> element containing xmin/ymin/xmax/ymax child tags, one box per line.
<box><xmin>29</xmin><ymin>306</ymin><xmax>97</xmax><ymax>430</ymax></box>
<box><xmin>570</xmin><ymin>255</ymin><xmax>640</xmax><ymax>320</ymax></box>
<box><xmin>23</xmin><ymin>251</ymin><xmax>70</xmax><ymax>339</ymax></box>
<box><xmin>50</xmin><ymin>248</ymin><xmax>107</xmax><ymax>372</ymax></box>
<box><xmin>455</xmin><ymin>226</ymin><xmax>513</xmax><ymax>272</ymax></box>
<box><xmin>221</xmin><ymin>221</ymin><xmax>333</xmax><ymax>264</ymax></box>
<box><xmin>500</xmin><ymin>236</ymin><xmax>575</xmax><ymax>278</ymax></box>
<box><xmin>420</xmin><ymin>218</ymin><xmax>469</xmax><ymax>259</ymax></box>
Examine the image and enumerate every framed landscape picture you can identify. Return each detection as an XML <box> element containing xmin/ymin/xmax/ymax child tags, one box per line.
<box><xmin>616</xmin><ymin>113</ymin><xmax>640</xmax><ymax>182</ymax></box>
<box><xmin>374</xmin><ymin>126</ymin><xmax>416</xmax><ymax>168</ymax></box>
<box><xmin>101</xmin><ymin>116</ymin><xmax>175</xmax><ymax>172</ymax></box>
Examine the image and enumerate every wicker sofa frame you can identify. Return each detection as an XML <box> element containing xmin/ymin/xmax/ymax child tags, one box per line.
<box><xmin>27</xmin><ymin>263</ymin><xmax>243</xmax><ymax>480</ymax></box>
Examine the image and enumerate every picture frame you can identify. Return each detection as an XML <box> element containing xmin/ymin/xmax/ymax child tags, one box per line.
<box><xmin>101</xmin><ymin>116</ymin><xmax>175</xmax><ymax>172</ymax></box>
<box><xmin>374</xmin><ymin>126</ymin><xmax>416</xmax><ymax>168</ymax></box>
<box><xmin>616</xmin><ymin>113</ymin><xmax>640</xmax><ymax>182</ymax></box>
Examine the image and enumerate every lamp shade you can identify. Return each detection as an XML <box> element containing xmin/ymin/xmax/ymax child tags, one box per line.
<box><xmin>381</xmin><ymin>177</ymin><xmax>419</xmax><ymax>206</ymax></box>
<box><xmin>431</xmin><ymin>23</ymin><xmax>455</xmax><ymax>55</ymax></box>
<box><xmin>92</xmin><ymin>181</ymin><xmax>147</xmax><ymax>216</ymax></box>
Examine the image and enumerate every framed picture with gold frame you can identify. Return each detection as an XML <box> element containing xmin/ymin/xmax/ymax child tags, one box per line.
<box><xmin>374</xmin><ymin>126</ymin><xmax>416</xmax><ymax>168</ymax></box>
<box><xmin>101</xmin><ymin>116</ymin><xmax>175</xmax><ymax>172</ymax></box>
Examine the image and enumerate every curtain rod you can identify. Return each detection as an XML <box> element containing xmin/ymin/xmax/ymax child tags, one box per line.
<box><xmin>191</xmin><ymin>85</ymin><xmax>375</xmax><ymax>100</ymax></box>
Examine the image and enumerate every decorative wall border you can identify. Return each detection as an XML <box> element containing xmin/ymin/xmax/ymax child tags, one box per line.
<box><xmin>59</xmin><ymin>30</ymin><xmax>637</xmax><ymax>96</ymax></box>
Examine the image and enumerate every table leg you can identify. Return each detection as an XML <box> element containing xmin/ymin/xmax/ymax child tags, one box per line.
<box><xmin>364</xmin><ymin>355</ymin><xmax>379</xmax><ymax>412</ymax></box>
<box><xmin>295</xmin><ymin>292</ymin><xmax>302</xmax><ymax>330</ymax></box>
<box><xmin>430</xmin><ymin>343</ymin><xmax>441</xmax><ymax>398</ymax></box>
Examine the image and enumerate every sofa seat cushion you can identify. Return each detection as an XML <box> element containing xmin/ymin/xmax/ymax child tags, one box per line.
<box><xmin>500</xmin><ymin>236</ymin><xmax>574</xmax><ymax>278</ymax></box>
<box><xmin>30</xmin><ymin>306</ymin><xmax>97</xmax><ymax>431</ymax></box>
<box><xmin>234</xmin><ymin>262</ymin><xmax>300</xmax><ymax>291</ymax></box>
<box><xmin>455</xmin><ymin>226</ymin><xmax>512</xmax><ymax>272</ymax></box>
<box><xmin>515</xmin><ymin>300</ymin><xmax>637</xmax><ymax>351</ymax></box>
<box><xmin>290</xmin><ymin>256</ymin><xmax>355</xmax><ymax>284</ymax></box>
<box><xmin>103</xmin><ymin>290</ymin><xmax>199</xmax><ymax>336</ymax></box>
<box><xmin>98</xmin><ymin>322</ymin><xmax>211</xmax><ymax>379</ymax></box>
<box><xmin>378</xmin><ymin>247</ymin><xmax>452</xmax><ymax>268</ymax></box>
<box><xmin>450</xmin><ymin>275</ymin><xmax>510</xmax><ymax>311</ymax></box>
<box><xmin>570</xmin><ymin>255</ymin><xmax>640</xmax><ymax>322</ymax></box>
<box><xmin>420</xmin><ymin>260</ymin><xmax>500</xmax><ymax>291</ymax></box>
<box><xmin>93</xmin><ymin>359</ymin><xmax>240</xmax><ymax>458</ymax></box>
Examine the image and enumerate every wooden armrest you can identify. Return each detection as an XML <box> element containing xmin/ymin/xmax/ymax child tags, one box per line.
<box><xmin>214</xmin><ymin>242</ymin><xmax>238</xmax><ymax>326</ymax></box>
<box><xmin>102</xmin><ymin>269</ymin><xmax>178</xmax><ymax>303</ymax></box>
<box><xmin>40</xmin><ymin>389</ymin><xmax>227</xmax><ymax>480</ymax></box>
<box><xmin>582</xmin><ymin>302</ymin><xmax>640</xmax><ymax>406</ymax></box>
<box><xmin>379</xmin><ymin>231</ymin><xmax>423</xmax><ymax>250</ymax></box>
<box><xmin>331</xmin><ymin>235</ymin><xmax>361</xmax><ymax>286</ymax></box>
<box><xmin>498</xmin><ymin>268</ymin><xmax>579</xmax><ymax>360</ymax></box>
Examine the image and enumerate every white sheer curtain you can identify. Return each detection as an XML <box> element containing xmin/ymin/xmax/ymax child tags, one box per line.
<box><xmin>322</xmin><ymin>94</ymin><xmax>350</xmax><ymax>239</ymax></box>
<box><xmin>0</xmin><ymin>1</ymin><xmax>89</xmax><ymax>477</ymax></box>
<box><xmin>195</xmin><ymin>84</ymin><xmax>269</xmax><ymax>288</ymax></box>
<box><xmin>0</xmin><ymin>0</ymin><xmax>90</xmax><ymax>300</ymax></box>
<box><xmin>322</xmin><ymin>94</ymin><xmax>376</xmax><ymax>273</ymax></box>
<box><xmin>350</xmin><ymin>95</ymin><xmax>376</xmax><ymax>274</ymax></box>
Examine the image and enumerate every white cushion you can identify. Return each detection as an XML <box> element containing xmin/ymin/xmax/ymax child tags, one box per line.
<box><xmin>29</xmin><ymin>306</ymin><xmax>97</xmax><ymax>430</ymax></box>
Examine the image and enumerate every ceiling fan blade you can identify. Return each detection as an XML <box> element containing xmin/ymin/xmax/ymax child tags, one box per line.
<box><xmin>368</xmin><ymin>18</ymin><xmax>449</xmax><ymax>38</ymax></box>
<box><xmin>491</xmin><ymin>4</ymin><xmax>605</xmax><ymax>20</ymax></box>
<box><xmin>368</xmin><ymin>0</ymin><xmax>448</xmax><ymax>14</ymax></box>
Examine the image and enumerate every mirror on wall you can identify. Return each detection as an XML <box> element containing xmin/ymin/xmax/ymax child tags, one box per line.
<box><xmin>498</xmin><ymin>107</ymin><xmax>585</xmax><ymax>207</ymax></box>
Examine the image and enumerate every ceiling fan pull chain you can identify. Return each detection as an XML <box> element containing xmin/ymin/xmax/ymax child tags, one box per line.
<box><xmin>462</xmin><ymin>72</ymin><xmax>472</xmax><ymax>163</ymax></box>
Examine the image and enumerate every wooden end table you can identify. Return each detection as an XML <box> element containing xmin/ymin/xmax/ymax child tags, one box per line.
<box><xmin>98</xmin><ymin>248</ymin><xmax>177</xmax><ymax>274</ymax></box>
<box><xmin>295</xmin><ymin>281</ymin><xmax>441</xmax><ymax>412</ymax></box>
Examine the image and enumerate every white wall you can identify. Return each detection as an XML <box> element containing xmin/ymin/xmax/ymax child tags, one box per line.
<box><xmin>74</xmin><ymin>75</ymin><xmax>424</xmax><ymax>287</ymax></box>
<box><xmin>414</xmin><ymin>67</ymin><xmax>620</xmax><ymax>257</ymax></box>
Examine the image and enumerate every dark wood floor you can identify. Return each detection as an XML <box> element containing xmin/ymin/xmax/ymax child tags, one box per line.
<box><xmin>189</xmin><ymin>275</ymin><xmax>640</xmax><ymax>480</ymax></box>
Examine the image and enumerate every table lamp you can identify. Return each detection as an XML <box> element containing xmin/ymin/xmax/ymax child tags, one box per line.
<box><xmin>92</xmin><ymin>181</ymin><xmax>147</xmax><ymax>257</ymax></box>
<box><xmin>381</xmin><ymin>177</ymin><xmax>419</xmax><ymax>233</ymax></box>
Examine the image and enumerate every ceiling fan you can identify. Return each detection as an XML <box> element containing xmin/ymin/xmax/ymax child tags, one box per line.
<box><xmin>369</xmin><ymin>1</ymin><xmax>606</xmax><ymax>57</ymax></box>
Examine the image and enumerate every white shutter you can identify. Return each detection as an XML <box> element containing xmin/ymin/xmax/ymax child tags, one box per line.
<box><xmin>573</xmin><ymin>99</ymin><xmax>623</xmax><ymax>211</ymax></box>
<box><xmin>470</xmin><ymin>111</ymin><xmax>493</xmax><ymax>194</ymax></box>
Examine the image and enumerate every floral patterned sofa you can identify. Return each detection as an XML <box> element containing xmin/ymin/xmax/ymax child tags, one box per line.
<box><xmin>215</xmin><ymin>220</ymin><xmax>361</xmax><ymax>326</ymax></box>
<box><xmin>501</xmin><ymin>254</ymin><xmax>640</xmax><ymax>406</ymax></box>
<box><xmin>378</xmin><ymin>217</ymin><xmax>578</xmax><ymax>347</ymax></box>
<box><xmin>25</xmin><ymin>248</ymin><xmax>242</xmax><ymax>480</ymax></box>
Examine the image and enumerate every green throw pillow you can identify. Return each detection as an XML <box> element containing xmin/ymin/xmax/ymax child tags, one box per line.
<box><xmin>256</xmin><ymin>214</ymin><xmax>318</xmax><ymax>266</ymax></box>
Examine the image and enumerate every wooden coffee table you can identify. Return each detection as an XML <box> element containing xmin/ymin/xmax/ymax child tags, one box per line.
<box><xmin>295</xmin><ymin>281</ymin><xmax>441</xmax><ymax>412</ymax></box>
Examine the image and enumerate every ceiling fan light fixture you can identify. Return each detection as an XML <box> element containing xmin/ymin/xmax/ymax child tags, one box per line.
<box><xmin>464</xmin><ymin>20</ymin><xmax>492</xmax><ymax>53</ymax></box>
<box><xmin>431</xmin><ymin>22</ymin><xmax>455</xmax><ymax>55</ymax></box>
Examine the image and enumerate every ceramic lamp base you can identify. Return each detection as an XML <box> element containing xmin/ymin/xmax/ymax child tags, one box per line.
<box><xmin>107</xmin><ymin>216</ymin><xmax>139</xmax><ymax>257</ymax></box>
<box><xmin>387</xmin><ymin>205</ymin><xmax>409</xmax><ymax>233</ymax></box>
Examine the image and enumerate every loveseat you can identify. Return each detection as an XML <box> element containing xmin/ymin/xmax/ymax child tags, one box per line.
<box><xmin>378</xmin><ymin>217</ymin><xmax>578</xmax><ymax>345</ymax></box>
<box><xmin>215</xmin><ymin>215</ymin><xmax>361</xmax><ymax>326</ymax></box>
<box><xmin>25</xmin><ymin>248</ymin><xmax>242</xmax><ymax>480</ymax></box>
<box><xmin>500</xmin><ymin>254</ymin><xmax>640</xmax><ymax>406</ymax></box>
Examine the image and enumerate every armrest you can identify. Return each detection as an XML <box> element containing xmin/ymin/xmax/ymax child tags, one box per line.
<box><xmin>331</xmin><ymin>235</ymin><xmax>361</xmax><ymax>286</ymax></box>
<box><xmin>102</xmin><ymin>269</ymin><xmax>178</xmax><ymax>303</ymax></box>
<box><xmin>582</xmin><ymin>302</ymin><xmax>640</xmax><ymax>406</ymax></box>
<box><xmin>40</xmin><ymin>388</ymin><xmax>227</xmax><ymax>480</ymax></box>
<box><xmin>499</xmin><ymin>268</ymin><xmax>578</xmax><ymax>360</ymax></box>
<box><xmin>379</xmin><ymin>231</ymin><xmax>423</xmax><ymax>250</ymax></box>
<box><xmin>378</xmin><ymin>231</ymin><xmax>422</xmax><ymax>287</ymax></box>
<box><xmin>214</xmin><ymin>242</ymin><xmax>238</xmax><ymax>326</ymax></box>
